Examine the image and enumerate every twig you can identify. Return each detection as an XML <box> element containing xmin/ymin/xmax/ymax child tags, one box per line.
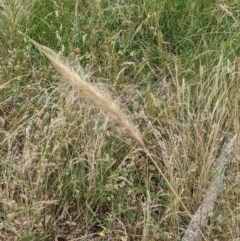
<box><xmin>182</xmin><ymin>133</ymin><xmax>235</xmax><ymax>241</ymax></box>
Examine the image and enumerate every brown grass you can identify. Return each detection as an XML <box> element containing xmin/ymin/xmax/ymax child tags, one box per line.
<box><xmin>30</xmin><ymin>39</ymin><xmax>144</xmax><ymax>148</ymax></box>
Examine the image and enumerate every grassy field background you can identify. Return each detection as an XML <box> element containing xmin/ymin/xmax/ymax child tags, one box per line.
<box><xmin>0</xmin><ymin>0</ymin><xmax>240</xmax><ymax>240</ymax></box>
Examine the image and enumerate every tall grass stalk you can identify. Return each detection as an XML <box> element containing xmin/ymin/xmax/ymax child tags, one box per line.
<box><xmin>31</xmin><ymin>39</ymin><xmax>144</xmax><ymax>148</ymax></box>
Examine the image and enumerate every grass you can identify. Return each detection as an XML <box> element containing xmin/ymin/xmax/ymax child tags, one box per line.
<box><xmin>0</xmin><ymin>0</ymin><xmax>240</xmax><ymax>240</ymax></box>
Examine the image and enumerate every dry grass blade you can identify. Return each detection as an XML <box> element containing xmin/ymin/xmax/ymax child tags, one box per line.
<box><xmin>0</xmin><ymin>82</ymin><xmax>10</xmax><ymax>89</ymax></box>
<box><xmin>30</xmin><ymin>39</ymin><xmax>144</xmax><ymax>148</ymax></box>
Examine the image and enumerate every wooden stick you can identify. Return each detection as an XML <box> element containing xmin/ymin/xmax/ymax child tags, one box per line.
<box><xmin>182</xmin><ymin>133</ymin><xmax>235</xmax><ymax>241</ymax></box>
